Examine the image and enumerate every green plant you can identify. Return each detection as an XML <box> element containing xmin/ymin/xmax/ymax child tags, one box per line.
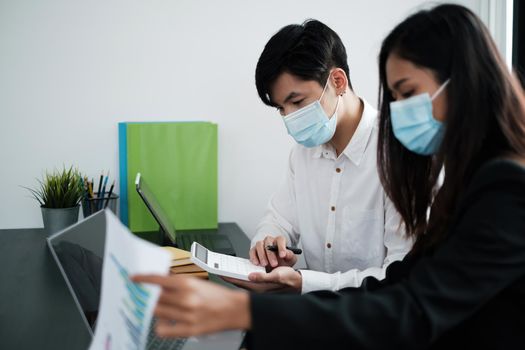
<box><xmin>25</xmin><ymin>166</ymin><xmax>84</xmax><ymax>208</ymax></box>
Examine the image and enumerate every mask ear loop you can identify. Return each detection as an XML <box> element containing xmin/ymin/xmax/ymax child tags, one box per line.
<box><xmin>431</xmin><ymin>79</ymin><xmax>450</xmax><ymax>101</ymax></box>
<box><xmin>332</xmin><ymin>94</ymin><xmax>341</xmax><ymax>117</ymax></box>
<box><xmin>319</xmin><ymin>73</ymin><xmax>332</xmax><ymax>102</ymax></box>
<box><xmin>319</xmin><ymin>72</ymin><xmax>341</xmax><ymax>119</ymax></box>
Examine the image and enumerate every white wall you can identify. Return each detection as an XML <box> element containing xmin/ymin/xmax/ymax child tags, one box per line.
<box><xmin>0</xmin><ymin>0</ymin><xmax>487</xmax><ymax>236</ymax></box>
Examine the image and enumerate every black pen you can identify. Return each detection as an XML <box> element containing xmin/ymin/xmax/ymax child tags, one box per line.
<box><xmin>103</xmin><ymin>181</ymin><xmax>115</xmax><ymax>209</ymax></box>
<box><xmin>266</xmin><ymin>244</ymin><xmax>302</xmax><ymax>255</ymax></box>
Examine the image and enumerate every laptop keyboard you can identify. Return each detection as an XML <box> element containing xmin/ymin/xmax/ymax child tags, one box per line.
<box><xmin>146</xmin><ymin>320</ymin><xmax>186</xmax><ymax>350</ymax></box>
<box><xmin>178</xmin><ymin>232</ymin><xmax>230</xmax><ymax>253</ymax></box>
<box><xmin>147</xmin><ymin>335</ymin><xmax>186</xmax><ymax>350</ymax></box>
<box><xmin>180</xmin><ymin>234</ymin><xmax>208</xmax><ymax>250</ymax></box>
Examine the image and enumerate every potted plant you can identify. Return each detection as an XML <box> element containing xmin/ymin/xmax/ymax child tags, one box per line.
<box><xmin>25</xmin><ymin>166</ymin><xmax>84</xmax><ymax>235</ymax></box>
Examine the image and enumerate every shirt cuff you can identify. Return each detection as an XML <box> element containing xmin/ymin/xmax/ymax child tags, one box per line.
<box><xmin>299</xmin><ymin>269</ymin><xmax>339</xmax><ymax>294</ymax></box>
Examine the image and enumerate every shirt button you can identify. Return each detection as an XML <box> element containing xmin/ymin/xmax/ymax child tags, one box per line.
<box><xmin>335</xmin><ymin>168</ymin><xmax>341</xmax><ymax>173</ymax></box>
<box><xmin>331</xmin><ymin>206</ymin><xmax>336</xmax><ymax>211</ymax></box>
<box><xmin>326</xmin><ymin>243</ymin><xmax>332</xmax><ymax>249</ymax></box>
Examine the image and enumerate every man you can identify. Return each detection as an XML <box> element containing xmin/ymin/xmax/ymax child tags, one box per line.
<box><xmin>230</xmin><ymin>19</ymin><xmax>411</xmax><ymax>294</ymax></box>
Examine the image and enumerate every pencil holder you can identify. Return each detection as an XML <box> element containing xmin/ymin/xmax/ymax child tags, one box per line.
<box><xmin>82</xmin><ymin>192</ymin><xmax>119</xmax><ymax>218</ymax></box>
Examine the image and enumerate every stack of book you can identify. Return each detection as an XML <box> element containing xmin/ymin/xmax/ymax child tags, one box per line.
<box><xmin>162</xmin><ymin>246</ymin><xmax>208</xmax><ymax>279</ymax></box>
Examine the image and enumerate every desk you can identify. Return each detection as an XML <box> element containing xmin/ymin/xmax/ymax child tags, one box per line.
<box><xmin>0</xmin><ymin>223</ymin><xmax>250</xmax><ymax>349</ymax></box>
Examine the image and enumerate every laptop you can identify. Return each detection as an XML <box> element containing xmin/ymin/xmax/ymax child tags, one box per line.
<box><xmin>46</xmin><ymin>210</ymin><xmax>244</xmax><ymax>350</ymax></box>
<box><xmin>135</xmin><ymin>173</ymin><xmax>235</xmax><ymax>255</ymax></box>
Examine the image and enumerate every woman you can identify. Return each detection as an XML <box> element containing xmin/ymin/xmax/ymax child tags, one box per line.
<box><xmin>134</xmin><ymin>4</ymin><xmax>525</xmax><ymax>348</ymax></box>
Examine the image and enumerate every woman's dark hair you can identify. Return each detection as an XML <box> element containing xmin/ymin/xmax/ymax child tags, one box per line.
<box><xmin>377</xmin><ymin>4</ymin><xmax>525</xmax><ymax>252</ymax></box>
<box><xmin>255</xmin><ymin>19</ymin><xmax>352</xmax><ymax>107</ymax></box>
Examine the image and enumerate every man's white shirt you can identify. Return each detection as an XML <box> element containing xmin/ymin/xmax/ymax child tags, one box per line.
<box><xmin>252</xmin><ymin>99</ymin><xmax>412</xmax><ymax>294</ymax></box>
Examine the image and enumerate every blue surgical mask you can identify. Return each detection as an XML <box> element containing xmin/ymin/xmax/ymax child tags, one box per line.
<box><xmin>283</xmin><ymin>76</ymin><xmax>340</xmax><ymax>148</ymax></box>
<box><xmin>389</xmin><ymin>79</ymin><xmax>450</xmax><ymax>155</ymax></box>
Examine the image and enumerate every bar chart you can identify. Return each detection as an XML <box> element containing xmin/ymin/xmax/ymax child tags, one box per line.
<box><xmin>110</xmin><ymin>253</ymin><xmax>151</xmax><ymax>350</ymax></box>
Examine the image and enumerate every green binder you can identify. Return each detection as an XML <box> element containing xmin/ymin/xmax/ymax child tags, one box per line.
<box><xmin>120</xmin><ymin>121</ymin><xmax>218</xmax><ymax>232</ymax></box>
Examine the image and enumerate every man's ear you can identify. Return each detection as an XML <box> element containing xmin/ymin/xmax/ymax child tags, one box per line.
<box><xmin>331</xmin><ymin>68</ymin><xmax>348</xmax><ymax>96</ymax></box>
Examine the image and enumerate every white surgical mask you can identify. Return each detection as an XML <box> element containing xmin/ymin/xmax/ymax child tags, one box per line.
<box><xmin>283</xmin><ymin>76</ymin><xmax>340</xmax><ymax>148</ymax></box>
<box><xmin>390</xmin><ymin>79</ymin><xmax>450</xmax><ymax>155</ymax></box>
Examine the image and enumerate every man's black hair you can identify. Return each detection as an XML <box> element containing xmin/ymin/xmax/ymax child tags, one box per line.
<box><xmin>255</xmin><ymin>19</ymin><xmax>352</xmax><ymax>107</ymax></box>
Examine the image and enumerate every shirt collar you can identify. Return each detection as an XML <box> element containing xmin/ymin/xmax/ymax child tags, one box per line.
<box><xmin>312</xmin><ymin>98</ymin><xmax>377</xmax><ymax>166</ymax></box>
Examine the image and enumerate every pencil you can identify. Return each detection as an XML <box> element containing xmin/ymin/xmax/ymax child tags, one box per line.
<box><xmin>97</xmin><ymin>172</ymin><xmax>103</xmax><ymax>199</ymax></box>
<box><xmin>99</xmin><ymin>171</ymin><xmax>110</xmax><ymax>210</ymax></box>
<box><xmin>88</xmin><ymin>181</ymin><xmax>94</xmax><ymax>198</ymax></box>
<box><xmin>87</xmin><ymin>180</ymin><xmax>94</xmax><ymax>214</ymax></box>
<box><xmin>104</xmin><ymin>181</ymin><xmax>115</xmax><ymax>209</ymax></box>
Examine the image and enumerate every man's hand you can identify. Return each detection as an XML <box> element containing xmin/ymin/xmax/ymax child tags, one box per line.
<box><xmin>249</xmin><ymin>235</ymin><xmax>297</xmax><ymax>268</ymax></box>
<box><xmin>132</xmin><ymin>274</ymin><xmax>251</xmax><ymax>338</ymax></box>
<box><xmin>222</xmin><ymin>266</ymin><xmax>302</xmax><ymax>293</ymax></box>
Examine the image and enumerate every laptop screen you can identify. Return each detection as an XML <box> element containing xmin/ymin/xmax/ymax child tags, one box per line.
<box><xmin>135</xmin><ymin>173</ymin><xmax>177</xmax><ymax>243</ymax></box>
<box><xmin>47</xmin><ymin>210</ymin><xmax>107</xmax><ymax>333</ymax></box>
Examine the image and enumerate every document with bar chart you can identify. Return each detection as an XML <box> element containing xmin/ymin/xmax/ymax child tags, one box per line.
<box><xmin>89</xmin><ymin>212</ymin><xmax>171</xmax><ymax>350</ymax></box>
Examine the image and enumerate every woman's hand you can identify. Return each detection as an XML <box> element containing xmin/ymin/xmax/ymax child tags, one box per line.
<box><xmin>131</xmin><ymin>274</ymin><xmax>251</xmax><ymax>338</ymax></box>
<box><xmin>222</xmin><ymin>266</ymin><xmax>302</xmax><ymax>293</ymax></box>
<box><xmin>250</xmin><ymin>235</ymin><xmax>298</xmax><ymax>268</ymax></box>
